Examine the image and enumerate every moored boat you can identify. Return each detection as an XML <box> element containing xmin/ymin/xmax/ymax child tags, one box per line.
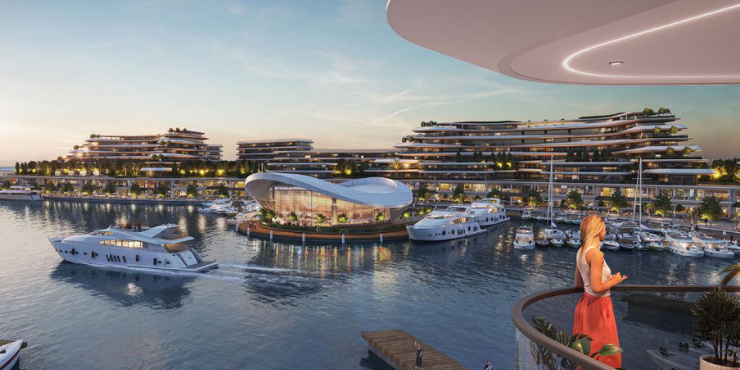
<box><xmin>513</xmin><ymin>226</ymin><xmax>535</xmax><ymax>250</ymax></box>
<box><xmin>0</xmin><ymin>186</ymin><xmax>42</xmax><ymax>201</ymax></box>
<box><xmin>49</xmin><ymin>224</ymin><xmax>217</xmax><ymax>272</ymax></box>
<box><xmin>407</xmin><ymin>209</ymin><xmax>484</xmax><ymax>242</ymax></box>
<box><xmin>0</xmin><ymin>340</ymin><xmax>27</xmax><ymax>370</ymax></box>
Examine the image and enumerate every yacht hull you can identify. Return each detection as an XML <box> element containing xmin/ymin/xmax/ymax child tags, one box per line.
<box><xmin>0</xmin><ymin>340</ymin><xmax>22</xmax><ymax>370</ymax></box>
<box><xmin>668</xmin><ymin>247</ymin><xmax>704</xmax><ymax>258</ymax></box>
<box><xmin>0</xmin><ymin>194</ymin><xmax>42</xmax><ymax>201</ymax></box>
<box><xmin>513</xmin><ymin>242</ymin><xmax>535</xmax><ymax>250</ymax></box>
<box><xmin>407</xmin><ymin>223</ymin><xmax>485</xmax><ymax>242</ymax></box>
<box><xmin>49</xmin><ymin>239</ymin><xmax>217</xmax><ymax>272</ymax></box>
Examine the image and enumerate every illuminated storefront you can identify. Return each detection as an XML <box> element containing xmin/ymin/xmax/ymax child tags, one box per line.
<box><xmin>244</xmin><ymin>173</ymin><xmax>412</xmax><ymax>226</ymax></box>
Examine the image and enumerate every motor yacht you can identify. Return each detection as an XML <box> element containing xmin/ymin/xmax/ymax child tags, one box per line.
<box><xmin>199</xmin><ymin>203</ymin><xmax>238</xmax><ymax>216</ymax></box>
<box><xmin>0</xmin><ymin>186</ymin><xmax>42</xmax><ymax>201</ymax></box>
<box><xmin>407</xmin><ymin>210</ymin><xmax>484</xmax><ymax>242</ymax></box>
<box><xmin>600</xmin><ymin>224</ymin><xmax>620</xmax><ymax>251</ymax></box>
<box><xmin>693</xmin><ymin>237</ymin><xmax>735</xmax><ymax>259</ymax></box>
<box><xmin>664</xmin><ymin>232</ymin><xmax>704</xmax><ymax>258</ymax></box>
<box><xmin>565</xmin><ymin>229</ymin><xmax>581</xmax><ymax>248</ymax></box>
<box><xmin>521</xmin><ymin>209</ymin><xmax>534</xmax><ymax>221</ymax></box>
<box><xmin>534</xmin><ymin>212</ymin><xmax>548</xmax><ymax>222</ymax></box>
<box><xmin>564</xmin><ymin>213</ymin><xmax>581</xmax><ymax>225</ymax></box>
<box><xmin>470</xmin><ymin>198</ymin><xmax>510</xmax><ymax>226</ymax></box>
<box><xmin>226</xmin><ymin>211</ymin><xmax>256</xmax><ymax>225</ymax></box>
<box><xmin>48</xmin><ymin>224</ymin><xmax>217</xmax><ymax>272</ymax></box>
<box><xmin>513</xmin><ymin>226</ymin><xmax>535</xmax><ymax>250</ymax></box>
<box><xmin>201</xmin><ymin>198</ymin><xmax>232</xmax><ymax>207</ymax></box>
<box><xmin>0</xmin><ymin>339</ymin><xmax>27</xmax><ymax>370</ymax></box>
<box><xmin>543</xmin><ymin>228</ymin><xmax>566</xmax><ymax>247</ymax></box>
<box><xmin>615</xmin><ymin>221</ymin><xmax>640</xmax><ymax>245</ymax></box>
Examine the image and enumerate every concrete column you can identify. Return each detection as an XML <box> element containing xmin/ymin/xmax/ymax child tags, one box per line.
<box><xmin>331</xmin><ymin>198</ymin><xmax>337</xmax><ymax>224</ymax></box>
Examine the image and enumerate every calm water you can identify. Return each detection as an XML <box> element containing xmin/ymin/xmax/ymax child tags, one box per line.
<box><xmin>0</xmin><ymin>201</ymin><xmax>735</xmax><ymax>369</ymax></box>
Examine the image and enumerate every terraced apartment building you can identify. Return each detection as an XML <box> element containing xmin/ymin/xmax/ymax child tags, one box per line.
<box><xmin>68</xmin><ymin>128</ymin><xmax>222</xmax><ymax>162</ymax></box>
<box><xmin>261</xmin><ymin>110</ymin><xmax>734</xmax><ymax>215</ymax></box>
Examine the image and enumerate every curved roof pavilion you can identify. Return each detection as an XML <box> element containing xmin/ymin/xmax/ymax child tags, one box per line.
<box><xmin>244</xmin><ymin>173</ymin><xmax>413</xmax><ymax>211</ymax></box>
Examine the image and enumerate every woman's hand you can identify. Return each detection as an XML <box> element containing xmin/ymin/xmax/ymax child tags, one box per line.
<box><xmin>611</xmin><ymin>272</ymin><xmax>628</xmax><ymax>285</ymax></box>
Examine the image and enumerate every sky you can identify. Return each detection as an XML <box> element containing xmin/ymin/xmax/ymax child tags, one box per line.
<box><xmin>1</xmin><ymin>0</ymin><xmax>739</xmax><ymax>165</ymax></box>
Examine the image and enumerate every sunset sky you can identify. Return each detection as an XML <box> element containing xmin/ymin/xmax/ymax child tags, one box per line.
<box><xmin>1</xmin><ymin>0</ymin><xmax>740</xmax><ymax>166</ymax></box>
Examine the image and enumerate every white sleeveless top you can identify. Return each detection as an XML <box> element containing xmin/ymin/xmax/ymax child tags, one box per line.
<box><xmin>577</xmin><ymin>247</ymin><xmax>612</xmax><ymax>297</ymax></box>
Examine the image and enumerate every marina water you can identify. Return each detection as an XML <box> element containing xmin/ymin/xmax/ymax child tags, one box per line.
<box><xmin>0</xmin><ymin>201</ymin><xmax>734</xmax><ymax>369</ymax></box>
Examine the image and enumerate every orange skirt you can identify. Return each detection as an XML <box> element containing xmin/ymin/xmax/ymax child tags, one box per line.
<box><xmin>573</xmin><ymin>292</ymin><xmax>621</xmax><ymax>368</ymax></box>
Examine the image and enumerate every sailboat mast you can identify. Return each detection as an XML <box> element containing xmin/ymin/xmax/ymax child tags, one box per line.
<box><xmin>638</xmin><ymin>157</ymin><xmax>643</xmax><ymax>227</ymax></box>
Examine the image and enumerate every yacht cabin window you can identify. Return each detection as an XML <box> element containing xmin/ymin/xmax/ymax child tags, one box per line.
<box><xmin>99</xmin><ymin>239</ymin><xmax>144</xmax><ymax>248</ymax></box>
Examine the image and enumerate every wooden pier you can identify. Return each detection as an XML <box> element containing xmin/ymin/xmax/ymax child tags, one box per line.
<box><xmin>361</xmin><ymin>330</ymin><xmax>468</xmax><ymax>370</ymax></box>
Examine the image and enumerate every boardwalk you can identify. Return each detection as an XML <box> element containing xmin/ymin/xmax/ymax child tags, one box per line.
<box><xmin>361</xmin><ymin>330</ymin><xmax>468</xmax><ymax>370</ymax></box>
<box><xmin>238</xmin><ymin>221</ymin><xmax>410</xmax><ymax>243</ymax></box>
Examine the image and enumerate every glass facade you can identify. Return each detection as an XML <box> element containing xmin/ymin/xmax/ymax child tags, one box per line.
<box><xmin>272</xmin><ymin>186</ymin><xmax>390</xmax><ymax>225</ymax></box>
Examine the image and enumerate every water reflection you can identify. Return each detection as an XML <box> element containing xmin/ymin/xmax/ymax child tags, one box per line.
<box><xmin>50</xmin><ymin>262</ymin><xmax>194</xmax><ymax>310</ymax></box>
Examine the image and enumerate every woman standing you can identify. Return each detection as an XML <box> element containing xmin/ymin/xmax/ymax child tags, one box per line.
<box><xmin>574</xmin><ymin>215</ymin><xmax>627</xmax><ymax>368</ymax></box>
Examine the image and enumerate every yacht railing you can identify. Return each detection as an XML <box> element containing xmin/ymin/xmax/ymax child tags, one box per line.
<box><xmin>511</xmin><ymin>285</ymin><xmax>740</xmax><ymax>370</ymax></box>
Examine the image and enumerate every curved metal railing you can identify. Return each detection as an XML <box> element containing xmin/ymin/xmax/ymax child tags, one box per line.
<box><xmin>511</xmin><ymin>285</ymin><xmax>740</xmax><ymax>370</ymax></box>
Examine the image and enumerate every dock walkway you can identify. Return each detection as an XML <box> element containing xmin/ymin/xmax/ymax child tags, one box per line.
<box><xmin>361</xmin><ymin>329</ymin><xmax>468</xmax><ymax>370</ymax></box>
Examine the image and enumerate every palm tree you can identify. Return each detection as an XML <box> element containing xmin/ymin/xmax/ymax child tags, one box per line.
<box><xmin>719</xmin><ymin>263</ymin><xmax>740</xmax><ymax>286</ymax></box>
<box><xmin>391</xmin><ymin>158</ymin><xmax>401</xmax><ymax>172</ymax></box>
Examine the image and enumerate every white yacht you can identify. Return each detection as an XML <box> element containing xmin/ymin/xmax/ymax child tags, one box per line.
<box><xmin>615</xmin><ymin>221</ymin><xmax>640</xmax><ymax>245</ymax></box>
<box><xmin>521</xmin><ymin>209</ymin><xmax>534</xmax><ymax>221</ymax></box>
<box><xmin>407</xmin><ymin>209</ymin><xmax>484</xmax><ymax>242</ymax></box>
<box><xmin>0</xmin><ymin>339</ymin><xmax>26</xmax><ymax>370</ymax></box>
<box><xmin>199</xmin><ymin>202</ymin><xmax>238</xmax><ymax>216</ymax></box>
<box><xmin>554</xmin><ymin>213</ymin><xmax>567</xmax><ymax>223</ymax></box>
<box><xmin>693</xmin><ymin>237</ymin><xmax>735</xmax><ymax>259</ymax></box>
<box><xmin>565</xmin><ymin>229</ymin><xmax>581</xmax><ymax>248</ymax></box>
<box><xmin>49</xmin><ymin>224</ymin><xmax>217</xmax><ymax>272</ymax></box>
<box><xmin>564</xmin><ymin>213</ymin><xmax>581</xmax><ymax>225</ymax></box>
<box><xmin>446</xmin><ymin>198</ymin><xmax>510</xmax><ymax>228</ymax></box>
<box><xmin>534</xmin><ymin>212</ymin><xmax>548</xmax><ymax>222</ymax></box>
<box><xmin>513</xmin><ymin>226</ymin><xmax>535</xmax><ymax>250</ymax></box>
<box><xmin>664</xmin><ymin>232</ymin><xmax>704</xmax><ymax>258</ymax></box>
<box><xmin>470</xmin><ymin>198</ymin><xmax>510</xmax><ymax>226</ymax></box>
<box><xmin>543</xmin><ymin>228</ymin><xmax>566</xmax><ymax>247</ymax></box>
<box><xmin>201</xmin><ymin>198</ymin><xmax>232</xmax><ymax>207</ymax></box>
<box><xmin>0</xmin><ymin>186</ymin><xmax>42</xmax><ymax>201</ymax></box>
<box><xmin>226</xmin><ymin>211</ymin><xmax>256</xmax><ymax>225</ymax></box>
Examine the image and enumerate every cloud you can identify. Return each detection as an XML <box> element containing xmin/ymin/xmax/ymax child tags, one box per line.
<box><xmin>226</xmin><ymin>1</ymin><xmax>246</xmax><ymax>15</ymax></box>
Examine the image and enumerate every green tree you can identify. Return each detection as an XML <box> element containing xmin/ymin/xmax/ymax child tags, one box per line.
<box><xmin>1</xmin><ymin>180</ymin><xmax>11</xmax><ymax>190</ymax></box>
<box><xmin>642</xmin><ymin>107</ymin><xmax>655</xmax><ymax>116</ymax></box>
<box><xmin>130</xmin><ymin>183</ymin><xmax>142</xmax><ymax>197</ymax></box>
<box><xmin>375</xmin><ymin>213</ymin><xmax>385</xmax><ymax>223</ymax></box>
<box><xmin>665</xmin><ymin>147</ymin><xmax>676</xmax><ymax>156</ymax></box>
<box><xmin>487</xmin><ymin>188</ymin><xmax>504</xmax><ymax>199</ymax></box>
<box><xmin>657</xmin><ymin>107</ymin><xmax>671</xmax><ymax>115</ymax></box>
<box><xmin>698</xmin><ymin>196</ymin><xmax>723</xmax><ymax>221</ymax></box>
<box><xmin>186</xmin><ymin>184</ymin><xmax>198</xmax><ymax>197</ymax></box>
<box><xmin>103</xmin><ymin>182</ymin><xmax>116</xmax><ymax>195</ymax></box>
<box><xmin>652</xmin><ymin>192</ymin><xmax>673</xmax><ymax>216</ymax></box>
<box><xmin>337</xmin><ymin>213</ymin><xmax>349</xmax><ymax>224</ymax></box>
<box><xmin>452</xmin><ymin>184</ymin><xmax>465</xmax><ymax>202</ymax></box>
<box><xmin>154</xmin><ymin>183</ymin><xmax>170</xmax><ymax>197</ymax></box>
<box><xmin>81</xmin><ymin>182</ymin><xmax>97</xmax><ymax>195</ymax></box>
<box><xmin>564</xmin><ymin>190</ymin><xmax>583</xmax><ymax>210</ymax></box>
<box><xmin>216</xmin><ymin>183</ymin><xmax>230</xmax><ymax>198</ymax></box>
<box><xmin>44</xmin><ymin>182</ymin><xmax>57</xmax><ymax>193</ymax></box>
<box><xmin>316</xmin><ymin>214</ymin><xmax>326</xmax><ymax>224</ymax></box>
<box><xmin>415</xmin><ymin>183</ymin><xmax>430</xmax><ymax>201</ymax></box>
<box><xmin>609</xmin><ymin>189</ymin><xmax>628</xmax><ymax>212</ymax></box>
<box><xmin>524</xmin><ymin>189</ymin><xmax>542</xmax><ymax>207</ymax></box>
<box><xmin>453</xmin><ymin>150</ymin><xmax>463</xmax><ymax>163</ymax></box>
<box><xmin>287</xmin><ymin>212</ymin><xmax>298</xmax><ymax>222</ymax></box>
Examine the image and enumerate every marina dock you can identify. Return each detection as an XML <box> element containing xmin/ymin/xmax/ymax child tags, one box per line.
<box><xmin>361</xmin><ymin>329</ymin><xmax>468</xmax><ymax>370</ymax></box>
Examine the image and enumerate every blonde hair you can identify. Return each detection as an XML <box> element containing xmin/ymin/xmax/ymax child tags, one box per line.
<box><xmin>580</xmin><ymin>214</ymin><xmax>605</xmax><ymax>248</ymax></box>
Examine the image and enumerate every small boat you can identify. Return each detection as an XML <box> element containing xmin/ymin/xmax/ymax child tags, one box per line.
<box><xmin>648</xmin><ymin>242</ymin><xmax>665</xmax><ymax>252</ymax></box>
<box><xmin>201</xmin><ymin>198</ymin><xmax>232</xmax><ymax>207</ymax></box>
<box><xmin>564</xmin><ymin>213</ymin><xmax>581</xmax><ymax>225</ymax></box>
<box><xmin>513</xmin><ymin>226</ymin><xmax>535</xmax><ymax>250</ymax></box>
<box><xmin>0</xmin><ymin>340</ymin><xmax>27</xmax><ymax>370</ymax></box>
<box><xmin>693</xmin><ymin>238</ymin><xmax>735</xmax><ymax>259</ymax></box>
<box><xmin>647</xmin><ymin>339</ymin><xmax>714</xmax><ymax>370</ymax></box>
<box><xmin>565</xmin><ymin>229</ymin><xmax>581</xmax><ymax>248</ymax></box>
<box><xmin>543</xmin><ymin>228</ymin><xmax>566</xmax><ymax>248</ymax></box>
<box><xmin>554</xmin><ymin>213</ymin><xmax>567</xmax><ymax>223</ymax></box>
<box><xmin>534</xmin><ymin>213</ymin><xmax>548</xmax><ymax>222</ymax></box>
<box><xmin>665</xmin><ymin>231</ymin><xmax>704</xmax><ymax>258</ymax></box>
<box><xmin>634</xmin><ymin>243</ymin><xmax>650</xmax><ymax>251</ymax></box>
<box><xmin>600</xmin><ymin>241</ymin><xmax>620</xmax><ymax>251</ymax></box>
<box><xmin>226</xmin><ymin>211</ymin><xmax>256</xmax><ymax>225</ymax></box>
<box><xmin>535</xmin><ymin>238</ymin><xmax>549</xmax><ymax>247</ymax></box>
<box><xmin>521</xmin><ymin>210</ymin><xmax>534</xmax><ymax>221</ymax></box>
<box><xmin>619</xmin><ymin>242</ymin><xmax>636</xmax><ymax>251</ymax></box>
<box><xmin>727</xmin><ymin>242</ymin><xmax>740</xmax><ymax>255</ymax></box>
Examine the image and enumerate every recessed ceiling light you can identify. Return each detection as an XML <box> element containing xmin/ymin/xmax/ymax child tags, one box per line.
<box><xmin>608</xmin><ymin>61</ymin><xmax>624</xmax><ymax>66</ymax></box>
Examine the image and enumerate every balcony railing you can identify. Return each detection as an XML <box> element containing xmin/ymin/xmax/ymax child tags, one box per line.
<box><xmin>511</xmin><ymin>285</ymin><xmax>740</xmax><ymax>370</ymax></box>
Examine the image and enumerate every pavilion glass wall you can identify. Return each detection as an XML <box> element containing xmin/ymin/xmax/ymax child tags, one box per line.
<box><xmin>272</xmin><ymin>186</ymin><xmax>389</xmax><ymax>225</ymax></box>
